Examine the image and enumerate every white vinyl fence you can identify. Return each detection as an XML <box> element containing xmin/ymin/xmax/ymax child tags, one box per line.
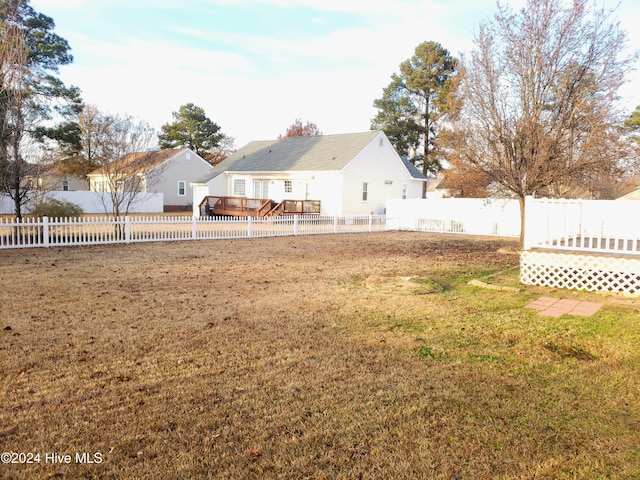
<box><xmin>386</xmin><ymin>198</ymin><xmax>521</xmax><ymax>237</ymax></box>
<box><xmin>0</xmin><ymin>192</ymin><xmax>163</xmax><ymax>215</ymax></box>
<box><xmin>0</xmin><ymin>214</ymin><xmax>386</xmax><ymax>249</ymax></box>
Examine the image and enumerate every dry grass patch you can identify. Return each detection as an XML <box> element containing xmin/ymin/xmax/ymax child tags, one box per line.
<box><xmin>1</xmin><ymin>232</ymin><xmax>639</xmax><ymax>479</ymax></box>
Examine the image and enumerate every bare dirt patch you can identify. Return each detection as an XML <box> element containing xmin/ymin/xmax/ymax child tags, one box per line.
<box><xmin>1</xmin><ymin>232</ymin><xmax>639</xmax><ymax>479</ymax></box>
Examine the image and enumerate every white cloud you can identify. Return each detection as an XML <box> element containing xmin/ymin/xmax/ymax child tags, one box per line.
<box><xmin>34</xmin><ymin>0</ymin><xmax>640</xmax><ymax>148</ymax></box>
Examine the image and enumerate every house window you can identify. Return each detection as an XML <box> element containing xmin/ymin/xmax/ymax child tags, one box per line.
<box><xmin>233</xmin><ymin>179</ymin><xmax>246</xmax><ymax>196</ymax></box>
<box><xmin>62</xmin><ymin>180</ymin><xmax>69</xmax><ymax>191</ymax></box>
<box><xmin>178</xmin><ymin>181</ymin><xmax>186</xmax><ymax>196</ymax></box>
<box><xmin>402</xmin><ymin>184</ymin><xmax>407</xmax><ymax>199</ymax></box>
<box><xmin>362</xmin><ymin>182</ymin><xmax>368</xmax><ymax>201</ymax></box>
<box><xmin>284</xmin><ymin>180</ymin><xmax>292</xmax><ymax>193</ymax></box>
<box><xmin>254</xmin><ymin>180</ymin><xmax>269</xmax><ymax>199</ymax></box>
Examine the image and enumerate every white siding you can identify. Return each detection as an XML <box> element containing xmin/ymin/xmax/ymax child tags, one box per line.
<box><xmin>191</xmin><ymin>184</ymin><xmax>211</xmax><ymax>216</ymax></box>
<box><xmin>304</xmin><ymin>172</ymin><xmax>341</xmax><ymax>215</ymax></box>
<box><xmin>341</xmin><ymin>132</ymin><xmax>424</xmax><ymax>215</ymax></box>
<box><xmin>198</xmin><ymin>132</ymin><xmax>423</xmax><ymax>216</ymax></box>
<box><xmin>148</xmin><ymin>150</ymin><xmax>212</xmax><ymax>207</ymax></box>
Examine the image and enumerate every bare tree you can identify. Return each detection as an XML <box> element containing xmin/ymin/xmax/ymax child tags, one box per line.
<box><xmin>444</xmin><ymin>0</ymin><xmax>638</xmax><ymax>247</ymax></box>
<box><xmin>83</xmin><ymin>108</ymin><xmax>157</xmax><ymax>222</ymax></box>
<box><xmin>1</xmin><ymin>1</ymin><xmax>82</xmax><ymax>219</ymax></box>
<box><xmin>1</xmin><ymin>2</ymin><xmax>29</xmax><ymax>217</ymax></box>
<box><xmin>203</xmin><ymin>133</ymin><xmax>235</xmax><ymax>166</ymax></box>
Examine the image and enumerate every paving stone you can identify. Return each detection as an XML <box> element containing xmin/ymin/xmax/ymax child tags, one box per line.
<box><xmin>554</xmin><ymin>299</ymin><xmax>581</xmax><ymax>309</ymax></box>
<box><xmin>569</xmin><ymin>302</ymin><xmax>602</xmax><ymax>317</ymax></box>
<box><xmin>525</xmin><ymin>296</ymin><xmax>603</xmax><ymax>318</ymax></box>
<box><xmin>525</xmin><ymin>297</ymin><xmax>559</xmax><ymax>310</ymax></box>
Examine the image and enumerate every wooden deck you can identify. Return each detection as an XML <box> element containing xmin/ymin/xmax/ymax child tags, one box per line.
<box><xmin>199</xmin><ymin>196</ymin><xmax>320</xmax><ymax>217</ymax></box>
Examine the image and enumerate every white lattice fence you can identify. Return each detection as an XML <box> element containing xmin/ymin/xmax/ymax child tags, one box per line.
<box><xmin>520</xmin><ymin>250</ymin><xmax>640</xmax><ymax>295</ymax></box>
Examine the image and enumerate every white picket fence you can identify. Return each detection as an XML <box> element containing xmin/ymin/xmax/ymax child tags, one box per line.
<box><xmin>0</xmin><ymin>214</ymin><xmax>386</xmax><ymax>249</ymax></box>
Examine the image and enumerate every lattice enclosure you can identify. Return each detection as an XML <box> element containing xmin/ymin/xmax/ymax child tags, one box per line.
<box><xmin>520</xmin><ymin>250</ymin><xmax>640</xmax><ymax>295</ymax></box>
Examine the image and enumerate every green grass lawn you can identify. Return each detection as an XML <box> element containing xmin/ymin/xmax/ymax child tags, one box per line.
<box><xmin>1</xmin><ymin>232</ymin><xmax>638</xmax><ymax>479</ymax></box>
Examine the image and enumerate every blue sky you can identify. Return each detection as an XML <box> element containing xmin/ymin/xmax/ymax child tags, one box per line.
<box><xmin>30</xmin><ymin>0</ymin><xmax>640</xmax><ymax>148</ymax></box>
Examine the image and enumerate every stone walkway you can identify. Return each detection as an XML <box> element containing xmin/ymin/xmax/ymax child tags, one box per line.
<box><xmin>525</xmin><ymin>296</ymin><xmax>603</xmax><ymax>317</ymax></box>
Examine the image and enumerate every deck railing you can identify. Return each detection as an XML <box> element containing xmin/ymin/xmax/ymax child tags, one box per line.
<box><xmin>523</xmin><ymin>197</ymin><xmax>640</xmax><ymax>256</ymax></box>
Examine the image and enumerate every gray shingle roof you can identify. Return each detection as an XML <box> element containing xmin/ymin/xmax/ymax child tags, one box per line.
<box><xmin>400</xmin><ymin>157</ymin><xmax>427</xmax><ymax>180</ymax></box>
<box><xmin>88</xmin><ymin>148</ymin><xmax>188</xmax><ymax>176</ymax></box>
<box><xmin>194</xmin><ymin>131</ymin><xmax>388</xmax><ymax>184</ymax></box>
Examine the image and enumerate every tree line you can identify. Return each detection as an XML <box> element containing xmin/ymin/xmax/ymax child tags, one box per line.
<box><xmin>2</xmin><ymin>0</ymin><xmax>639</xmax><ymax>245</ymax></box>
<box><xmin>370</xmin><ymin>0</ymin><xmax>639</xmax><ymax>246</ymax></box>
<box><xmin>0</xmin><ymin>0</ymin><xmax>321</xmax><ymax>219</ymax></box>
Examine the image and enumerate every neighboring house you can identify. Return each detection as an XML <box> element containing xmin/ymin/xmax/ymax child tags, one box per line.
<box><xmin>425</xmin><ymin>173</ymin><xmax>446</xmax><ymax>199</ymax></box>
<box><xmin>191</xmin><ymin>131</ymin><xmax>427</xmax><ymax>216</ymax></box>
<box><xmin>88</xmin><ymin>148</ymin><xmax>212</xmax><ymax>212</ymax></box>
<box><xmin>29</xmin><ymin>162</ymin><xmax>89</xmax><ymax>192</ymax></box>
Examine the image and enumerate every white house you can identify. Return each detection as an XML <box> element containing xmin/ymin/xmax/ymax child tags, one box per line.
<box><xmin>191</xmin><ymin>131</ymin><xmax>427</xmax><ymax>216</ymax></box>
<box><xmin>88</xmin><ymin>148</ymin><xmax>212</xmax><ymax>212</ymax></box>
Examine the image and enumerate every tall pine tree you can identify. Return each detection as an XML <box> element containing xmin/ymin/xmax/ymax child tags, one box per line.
<box><xmin>0</xmin><ymin>0</ymin><xmax>82</xmax><ymax>218</ymax></box>
<box><xmin>372</xmin><ymin>41</ymin><xmax>459</xmax><ymax>176</ymax></box>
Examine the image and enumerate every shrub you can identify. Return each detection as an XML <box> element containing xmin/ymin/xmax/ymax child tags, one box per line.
<box><xmin>30</xmin><ymin>198</ymin><xmax>84</xmax><ymax>218</ymax></box>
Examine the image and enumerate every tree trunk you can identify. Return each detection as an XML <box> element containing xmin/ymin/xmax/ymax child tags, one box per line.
<box><xmin>518</xmin><ymin>194</ymin><xmax>526</xmax><ymax>251</ymax></box>
<box><xmin>11</xmin><ymin>142</ymin><xmax>22</xmax><ymax>220</ymax></box>
<box><xmin>423</xmin><ymin>97</ymin><xmax>430</xmax><ymax>176</ymax></box>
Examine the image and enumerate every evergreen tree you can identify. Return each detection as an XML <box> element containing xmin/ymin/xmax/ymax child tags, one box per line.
<box><xmin>372</xmin><ymin>41</ymin><xmax>459</xmax><ymax>175</ymax></box>
<box><xmin>0</xmin><ymin>0</ymin><xmax>82</xmax><ymax>218</ymax></box>
<box><xmin>158</xmin><ymin>103</ymin><xmax>223</xmax><ymax>156</ymax></box>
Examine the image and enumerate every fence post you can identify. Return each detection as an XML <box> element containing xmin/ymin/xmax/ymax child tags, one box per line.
<box><xmin>294</xmin><ymin>215</ymin><xmax>299</xmax><ymax>235</ymax></box>
<box><xmin>125</xmin><ymin>216</ymin><xmax>131</xmax><ymax>243</ymax></box>
<box><xmin>334</xmin><ymin>215</ymin><xmax>338</xmax><ymax>234</ymax></box>
<box><xmin>192</xmin><ymin>215</ymin><xmax>198</xmax><ymax>240</ymax></box>
<box><xmin>43</xmin><ymin>216</ymin><xmax>50</xmax><ymax>247</ymax></box>
<box><xmin>522</xmin><ymin>196</ymin><xmax>534</xmax><ymax>250</ymax></box>
<box><xmin>247</xmin><ymin>216</ymin><xmax>253</xmax><ymax>238</ymax></box>
<box><xmin>368</xmin><ymin>214</ymin><xmax>373</xmax><ymax>232</ymax></box>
